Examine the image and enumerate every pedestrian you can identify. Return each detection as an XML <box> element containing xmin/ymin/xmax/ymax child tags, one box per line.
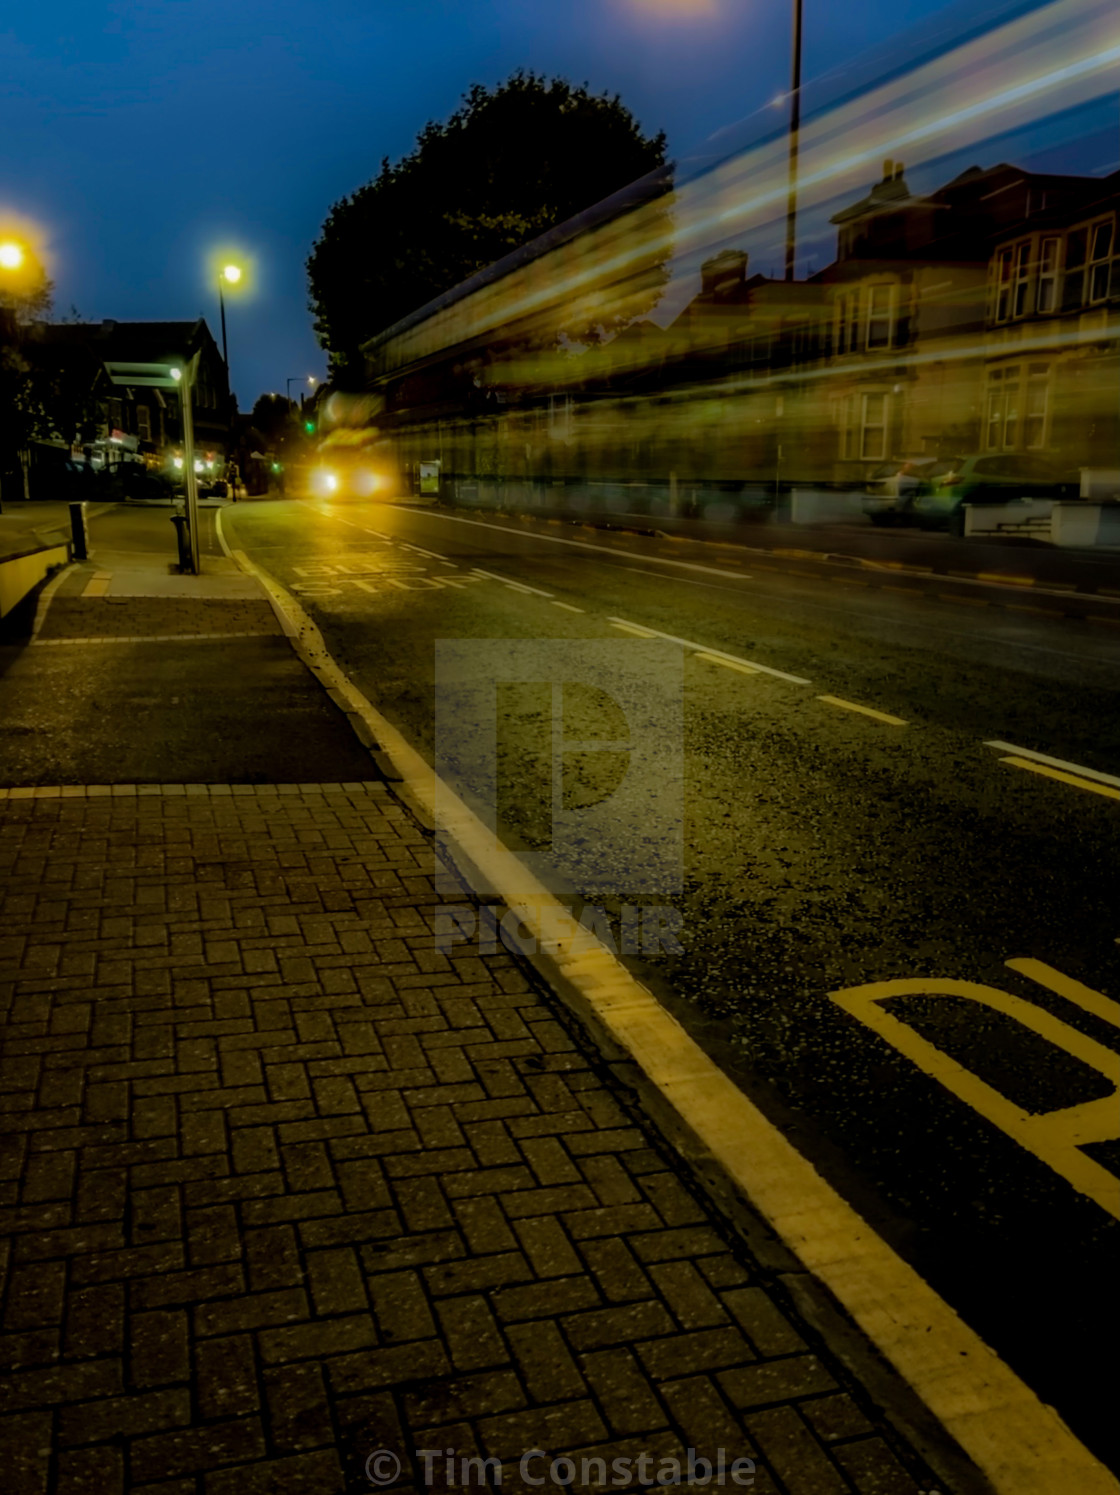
<box><xmin>227</xmin><ymin>460</ymin><xmax>239</xmax><ymax>502</ymax></box>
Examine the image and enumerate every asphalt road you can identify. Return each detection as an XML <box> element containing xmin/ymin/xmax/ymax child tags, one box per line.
<box><xmin>224</xmin><ymin>494</ymin><xmax>1120</xmax><ymax>1469</ymax></box>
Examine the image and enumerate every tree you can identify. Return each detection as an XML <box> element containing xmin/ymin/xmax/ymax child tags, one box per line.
<box><xmin>249</xmin><ymin>393</ymin><xmax>297</xmax><ymax>446</ymax></box>
<box><xmin>0</xmin><ymin>249</ymin><xmax>54</xmax><ymax>504</ymax></box>
<box><xmin>307</xmin><ymin>72</ymin><xmax>668</xmax><ymax>382</ymax></box>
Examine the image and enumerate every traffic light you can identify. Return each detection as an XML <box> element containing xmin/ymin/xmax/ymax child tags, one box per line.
<box><xmin>304</xmin><ymin>420</ymin><xmax>315</xmax><ymax>434</ymax></box>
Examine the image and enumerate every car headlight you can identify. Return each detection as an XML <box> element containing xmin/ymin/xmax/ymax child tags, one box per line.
<box><xmin>310</xmin><ymin>467</ymin><xmax>339</xmax><ymax>497</ymax></box>
<box><xmin>352</xmin><ymin>468</ymin><xmax>381</xmax><ymax>498</ymax></box>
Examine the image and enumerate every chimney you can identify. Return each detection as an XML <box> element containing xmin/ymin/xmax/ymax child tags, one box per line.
<box><xmin>700</xmin><ymin>249</ymin><xmax>749</xmax><ymax>296</ymax></box>
<box><xmin>883</xmin><ymin>159</ymin><xmax>894</xmax><ymax>180</ymax></box>
<box><xmin>894</xmin><ymin>162</ymin><xmax>904</xmax><ymax>179</ymax></box>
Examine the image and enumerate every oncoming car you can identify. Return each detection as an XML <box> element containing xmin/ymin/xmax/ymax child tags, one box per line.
<box><xmin>308</xmin><ymin>450</ymin><xmax>393</xmax><ymax>501</ymax></box>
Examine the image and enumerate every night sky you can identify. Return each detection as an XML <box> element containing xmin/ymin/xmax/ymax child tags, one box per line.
<box><xmin>0</xmin><ymin>0</ymin><xmax>1035</xmax><ymax>407</ymax></box>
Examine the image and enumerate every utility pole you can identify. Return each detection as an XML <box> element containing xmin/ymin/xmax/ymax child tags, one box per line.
<box><xmin>784</xmin><ymin>0</ymin><xmax>804</xmax><ymax>283</ymax></box>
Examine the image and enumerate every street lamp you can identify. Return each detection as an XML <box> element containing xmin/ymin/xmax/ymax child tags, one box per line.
<box><xmin>1</xmin><ymin>231</ymin><xmax>47</xmax><ymax>511</ymax></box>
<box><xmin>217</xmin><ymin>262</ymin><xmax>242</xmax><ymax>384</ymax></box>
<box><xmin>286</xmin><ymin>375</ymin><xmax>317</xmax><ymax>407</ymax></box>
<box><xmin>784</xmin><ymin>0</ymin><xmax>804</xmax><ymax>282</ymax></box>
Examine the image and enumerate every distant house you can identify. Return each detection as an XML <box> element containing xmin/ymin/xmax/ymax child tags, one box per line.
<box><xmin>980</xmin><ymin>169</ymin><xmax>1119</xmax><ymax>477</ymax></box>
<box><xmin>25</xmin><ymin>317</ymin><xmax>230</xmax><ymax>479</ymax></box>
<box><xmin>358</xmin><ymin>154</ymin><xmax>1117</xmax><ymax>498</ymax></box>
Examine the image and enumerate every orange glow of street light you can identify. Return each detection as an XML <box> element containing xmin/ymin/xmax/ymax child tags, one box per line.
<box><xmin>628</xmin><ymin>0</ymin><xmax>720</xmax><ymax>15</ymax></box>
<box><xmin>0</xmin><ymin>220</ymin><xmax>50</xmax><ymax>299</ymax></box>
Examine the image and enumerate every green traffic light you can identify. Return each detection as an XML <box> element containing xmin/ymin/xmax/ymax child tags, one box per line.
<box><xmin>305</xmin><ymin>421</ymin><xmax>315</xmax><ymax>434</ymax></box>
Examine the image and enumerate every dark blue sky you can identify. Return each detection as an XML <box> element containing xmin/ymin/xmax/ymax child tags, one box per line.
<box><xmin>0</xmin><ymin>0</ymin><xmax>1015</xmax><ymax>406</ymax></box>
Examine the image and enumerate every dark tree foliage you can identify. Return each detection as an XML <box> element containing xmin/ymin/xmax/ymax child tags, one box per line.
<box><xmin>1</xmin><ymin>262</ymin><xmax>55</xmax><ymax>497</ymax></box>
<box><xmin>249</xmin><ymin>392</ymin><xmax>297</xmax><ymax>443</ymax></box>
<box><xmin>307</xmin><ymin>72</ymin><xmax>667</xmax><ymax>381</ymax></box>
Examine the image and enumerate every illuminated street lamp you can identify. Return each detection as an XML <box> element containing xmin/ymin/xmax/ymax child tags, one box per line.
<box><xmin>217</xmin><ymin>262</ymin><xmax>242</xmax><ymax>385</ymax></box>
<box><xmin>286</xmin><ymin>375</ymin><xmax>317</xmax><ymax>408</ymax></box>
<box><xmin>1</xmin><ymin>231</ymin><xmax>47</xmax><ymax>511</ymax></box>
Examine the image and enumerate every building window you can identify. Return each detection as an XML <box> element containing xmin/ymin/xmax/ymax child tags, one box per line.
<box><xmin>137</xmin><ymin>405</ymin><xmax>151</xmax><ymax>443</ymax></box>
<box><xmin>1037</xmin><ymin>237</ymin><xmax>1059</xmax><ymax>313</ymax></box>
<box><xmin>835</xmin><ymin>291</ymin><xmax>862</xmax><ymax>354</ymax></box>
<box><xmin>548</xmin><ymin>393</ymin><xmax>571</xmax><ymax>441</ymax></box>
<box><xmin>860</xmin><ymin>393</ymin><xmax>887</xmax><ymax>460</ymax></box>
<box><xmin>985</xmin><ymin>370</ymin><xmax>1002</xmax><ymax>449</ymax></box>
<box><xmin>1062</xmin><ymin>228</ymin><xmax>1088</xmax><ymax>309</ymax></box>
<box><xmin>108</xmin><ymin>397</ymin><xmax>123</xmax><ymax>430</ymax></box>
<box><xmin>836</xmin><ymin>395</ymin><xmax>859</xmax><ymax>458</ymax></box>
<box><xmin>1024</xmin><ymin>366</ymin><xmax>1049</xmax><ymax>449</ymax></box>
<box><xmin>995</xmin><ymin>247</ymin><xmax>1014</xmax><ymax>321</ymax></box>
<box><xmin>1013</xmin><ymin>242</ymin><xmax>1033</xmax><ymax>317</ymax></box>
<box><xmin>1088</xmin><ymin>219</ymin><xmax>1114</xmax><ymax>303</ymax></box>
<box><xmin>847</xmin><ymin>292</ymin><xmax>861</xmax><ymax>352</ymax></box>
<box><xmin>986</xmin><ymin>367</ymin><xmax>1023</xmax><ymax>449</ymax></box>
<box><xmin>866</xmin><ymin>285</ymin><xmax>893</xmax><ymax>349</ymax></box>
<box><xmin>1002</xmin><ymin>375</ymin><xmax>1020</xmax><ymax>448</ymax></box>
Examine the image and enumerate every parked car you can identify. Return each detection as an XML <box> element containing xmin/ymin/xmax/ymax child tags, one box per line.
<box><xmin>912</xmin><ymin>453</ymin><xmax>1077</xmax><ymax>536</ymax></box>
<box><xmin>95</xmin><ymin>463</ymin><xmax>177</xmax><ymax>503</ymax></box>
<box><xmin>29</xmin><ymin>459</ymin><xmax>97</xmax><ymax>501</ymax></box>
<box><xmin>862</xmin><ymin>458</ymin><xmax>953</xmax><ymax>525</ymax></box>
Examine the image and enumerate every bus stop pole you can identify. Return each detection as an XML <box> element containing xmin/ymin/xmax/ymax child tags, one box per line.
<box><xmin>179</xmin><ymin>368</ymin><xmax>202</xmax><ymax>575</ymax></box>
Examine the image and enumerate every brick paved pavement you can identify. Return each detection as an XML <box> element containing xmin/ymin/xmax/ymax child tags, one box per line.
<box><xmin>0</xmin><ymin>782</ymin><xmax>946</xmax><ymax>1495</ymax></box>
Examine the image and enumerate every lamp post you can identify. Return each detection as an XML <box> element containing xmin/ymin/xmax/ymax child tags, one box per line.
<box><xmin>217</xmin><ymin>262</ymin><xmax>242</xmax><ymax>388</ymax></box>
<box><xmin>286</xmin><ymin>375</ymin><xmax>317</xmax><ymax>409</ymax></box>
<box><xmin>784</xmin><ymin>0</ymin><xmax>804</xmax><ymax>282</ymax></box>
<box><xmin>172</xmin><ymin>365</ymin><xmax>202</xmax><ymax>576</ymax></box>
<box><xmin>783</xmin><ymin>0</ymin><xmax>801</xmax><ymax>282</ymax></box>
<box><xmin>0</xmin><ymin>242</ymin><xmax>23</xmax><ymax>512</ymax></box>
<box><xmin>0</xmin><ymin>235</ymin><xmax>41</xmax><ymax>511</ymax></box>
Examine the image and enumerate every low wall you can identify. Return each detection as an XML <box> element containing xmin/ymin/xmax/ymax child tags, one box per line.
<box><xmin>963</xmin><ymin>499</ymin><xmax>1053</xmax><ymax>537</ymax></box>
<box><xmin>789</xmin><ymin>489</ymin><xmax>867</xmax><ymax>525</ymax></box>
<box><xmin>1080</xmin><ymin>469</ymin><xmax>1120</xmax><ymax>501</ymax></box>
<box><xmin>1051</xmin><ymin>502</ymin><xmax>1120</xmax><ymax>549</ymax></box>
<box><xmin>0</xmin><ymin>542</ymin><xmax>71</xmax><ymax>619</ymax></box>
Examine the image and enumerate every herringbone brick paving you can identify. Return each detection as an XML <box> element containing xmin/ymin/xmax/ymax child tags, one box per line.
<box><xmin>0</xmin><ymin>783</ymin><xmax>942</xmax><ymax>1494</ymax></box>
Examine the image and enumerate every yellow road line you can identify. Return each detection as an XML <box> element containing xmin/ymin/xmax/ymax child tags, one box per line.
<box><xmin>1006</xmin><ymin>958</ymin><xmax>1120</xmax><ymax>1029</ymax></box>
<box><xmin>832</xmin><ymin>974</ymin><xmax>1119</xmax><ymax>1221</ymax></box>
<box><xmin>818</xmin><ymin>694</ymin><xmax>907</xmax><ymax>726</ymax></box>
<box><xmin>610</xmin><ymin>620</ymin><xmax>658</xmax><ymax>637</ymax></box>
<box><xmin>694</xmin><ymin>651</ymin><xmax>761</xmax><ymax>675</ymax></box>
<box><xmin>1000</xmin><ymin>756</ymin><xmax>1120</xmax><ymax>801</ymax></box>
<box><xmin>984</xmin><ymin>741</ymin><xmax>1120</xmax><ymax>788</ymax></box>
<box><xmin>938</xmin><ymin>593</ymin><xmax>990</xmax><ymax>607</ymax></box>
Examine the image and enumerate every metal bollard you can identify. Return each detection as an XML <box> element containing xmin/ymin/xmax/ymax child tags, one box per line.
<box><xmin>69</xmin><ymin>501</ymin><xmax>89</xmax><ymax>561</ymax></box>
<box><xmin>169</xmin><ymin>512</ymin><xmax>193</xmax><ymax>574</ymax></box>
